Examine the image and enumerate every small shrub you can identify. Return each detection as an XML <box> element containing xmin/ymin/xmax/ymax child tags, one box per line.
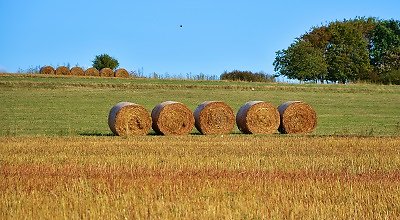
<box><xmin>92</xmin><ymin>54</ymin><xmax>119</xmax><ymax>70</ymax></box>
<box><xmin>220</xmin><ymin>70</ymin><xmax>275</xmax><ymax>82</ymax></box>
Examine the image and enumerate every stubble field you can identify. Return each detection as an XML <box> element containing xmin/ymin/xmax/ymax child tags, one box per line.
<box><xmin>1</xmin><ymin>74</ymin><xmax>400</xmax><ymax>219</ymax></box>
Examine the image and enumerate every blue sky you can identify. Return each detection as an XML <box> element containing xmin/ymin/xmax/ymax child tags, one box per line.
<box><xmin>0</xmin><ymin>0</ymin><xmax>399</xmax><ymax>77</ymax></box>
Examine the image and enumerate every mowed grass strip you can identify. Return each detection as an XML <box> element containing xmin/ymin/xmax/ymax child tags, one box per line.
<box><xmin>1</xmin><ymin>74</ymin><xmax>400</xmax><ymax>136</ymax></box>
<box><xmin>1</xmin><ymin>136</ymin><xmax>400</xmax><ymax>219</ymax></box>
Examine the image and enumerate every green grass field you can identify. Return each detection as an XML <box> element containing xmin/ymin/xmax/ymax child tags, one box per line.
<box><xmin>1</xmin><ymin>74</ymin><xmax>399</xmax><ymax>136</ymax></box>
<box><xmin>1</xmin><ymin>74</ymin><xmax>400</xmax><ymax>219</ymax></box>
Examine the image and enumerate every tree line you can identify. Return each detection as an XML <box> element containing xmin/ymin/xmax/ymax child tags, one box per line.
<box><xmin>274</xmin><ymin>17</ymin><xmax>400</xmax><ymax>84</ymax></box>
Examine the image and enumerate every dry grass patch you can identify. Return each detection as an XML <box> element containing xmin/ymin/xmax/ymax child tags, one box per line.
<box><xmin>1</xmin><ymin>136</ymin><xmax>400</xmax><ymax>219</ymax></box>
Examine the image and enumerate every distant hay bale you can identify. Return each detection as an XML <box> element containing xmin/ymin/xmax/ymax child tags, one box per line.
<box><xmin>236</xmin><ymin>101</ymin><xmax>280</xmax><ymax>134</ymax></box>
<box><xmin>70</xmin><ymin>67</ymin><xmax>85</xmax><ymax>76</ymax></box>
<box><xmin>114</xmin><ymin>68</ymin><xmax>130</xmax><ymax>78</ymax></box>
<box><xmin>108</xmin><ymin>102</ymin><xmax>152</xmax><ymax>136</ymax></box>
<box><xmin>40</xmin><ymin>66</ymin><xmax>55</xmax><ymax>75</ymax></box>
<box><xmin>151</xmin><ymin>101</ymin><xmax>194</xmax><ymax>135</ymax></box>
<box><xmin>55</xmin><ymin>66</ymin><xmax>70</xmax><ymax>75</ymax></box>
<box><xmin>85</xmin><ymin>67</ymin><xmax>100</xmax><ymax>77</ymax></box>
<box><xmin>194</xmin><ymin>101</ymin><xmax>235</xmax><ymax>135</ymax></box>
<box><xmin>100</xmin><ymin>68</ymin><xmax>114</xmax><ymax>77</ymax></box>
<box><xmin>278</xmin><ymin>101</ymin><xmax>317</xmax><ymax>134</ymax></box>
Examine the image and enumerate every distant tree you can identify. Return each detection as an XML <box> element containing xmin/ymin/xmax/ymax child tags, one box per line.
<box><xmin>220</xmin><ymin>70</ymin><xmax>275</xmax><ymax>82</ymax></box>
<box><xmin>370</xmin><ymin>19</ymin><xmax>400</xmax><ymax>84</ymax></box>
<box><xmin>326</xmin><ymin>21</ymin><xmax>372</xmax><ymax>83</ymax></box>
<box><xmin>274</xmin><ymin>40</ymin><xmax>328</xmax><ymax>83</ymax></box>
<box><xmin>273</xmin><ymin>17</ymin><xmax>400</xmax><ymax>84</ymax></box>
<box><xmin>92</xmin><ymin>54</ymin><xmax>119</xmax><ymax>70</ymax></box>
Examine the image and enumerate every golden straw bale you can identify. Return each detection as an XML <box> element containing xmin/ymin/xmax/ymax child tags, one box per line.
<box><xmin>70</xmin><ymin>67</ymin><xmax>85</xmax><ymax>76</ymax></box>
<box><xmin>114</xmin><ymin>68</ymin><xmax>130</xmax><ymax>78</ymax></box>
<box><xmin>55</xmin><ymin>66</ymin><xmax>70</xmax><ymax>75</ymax></box>
<box><xmin>236</xmin><ymin>101</ymin><xmax>280</xmax><ymax>134</ymax></box>
<box><xmin>40</xmin><ymin>66</ymin><xmax>55</xmax><ymax>75</ymax></box>
<box><xmin>194</xmin><ymin>101</ymin><xmax>235</xmax><ymax>135</ymax></box>
<box><xmin>85</xmin><ymin>67</ymin><xmax>100</xmax><ymax>77</ymax></box>
<box><xmin>100</xmin><ymin>68</ymin><xmax>114</xmax><ymax>77</ymax></box>
<box><xmin>108</xmin><ymin>102</ymin><xmax>152</xmax><ymax>136</ymax></box>
<box><xmin>151</xmin><ymin>101</ymin><xmax>194</xmax><ymax>135</ymax></box>
<box><xmin>278</xmin><ymin>101</ymin><xmax>317</xmax><ymax>134</ymax></box>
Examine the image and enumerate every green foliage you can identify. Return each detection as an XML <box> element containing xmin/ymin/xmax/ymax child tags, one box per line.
<box><xmin>326</xmin><ymin>21</ymin><xmax>372</xmax><ymax>83</ymax></box>
<box><xmin>274</xmin><ymin>40</ymin><xmax>328</xmax><ymax>82</ymax></box>
<box><xmin>370</xmin><ymin>20</ymin><xmax>400</xmax><ymax>84</ymax></box>
<box><xmin>220</xmin><ymin>70</ymin><xmax>275</xmax><ymax>82</ymax></box>
<box><xmin>274</xmin><ymin>17</ymin><xmax>400</xmax><ymax>84</ymax></box>
<box><xmin>92</xmin><ymin>54</ymin><xmax>119</xmax><ymax>70</ymax></box>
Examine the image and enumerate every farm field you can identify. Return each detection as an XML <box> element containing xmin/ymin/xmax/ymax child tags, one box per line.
<box><xmin>1</xmin><ymin>74</ymin><xmax>400</xmax><ymax>136</ymax></box>
<box><xmin>1</xmin><ymin>74</ymin><xmax>400</xmax><ymax>219</ymax></box>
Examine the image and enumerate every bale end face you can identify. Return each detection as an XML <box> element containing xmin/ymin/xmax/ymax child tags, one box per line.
<box><xmin>278</xmin><ymin>101</ymin><xmax>317</xmax><ymax>134</ymax></box>
<box><xmin>40</xmin><ymin>66</ymin><xmax>55</xmax><ymax>75</ymax></box>
<box><xmin>100</xmin><ymin>68</ymin><xmax>114</xmax><ymax>77</ymax></box>
<box><xmin>70</xmin><ymin>67</ymin><xmax>85</xmax><ymax>76</ymax></box>
<box><xmin>85</xmin><ymin>67</ymin><xmax>100</xmax><ymax>77</ymax></box>
<box><xmin>236</xmin><ymin>101</ymin><xmax>280</xmax><ymax>134</ymax></box>
<box><xmin>194</xmin><ymin>101</ymin><xmax>235</xmax><ymax>135</ymax></box>
<box><xmin>108</xmin><ymin>102</ymin><xmax>152</xmax><ymax>136</ymax></box>
<box><xmin>151</xmin><ymin>101</ymin><xmax>194</xmax><ymax>135</ymax></box>
<box><xmin>114</xmin><ymin>68</ymin><xmax>130</xmax><ymax>78</ymax></box>
<box><xmin>55</xmin><ymin>66</ymin><xmax>70</xmax><ymax>75</ymax></box>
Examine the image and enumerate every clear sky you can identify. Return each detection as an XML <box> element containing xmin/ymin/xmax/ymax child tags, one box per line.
<box><xmin>0</xmin><ymin>0</ymin><xmax>399</xmax><ymax>77</ymax></box>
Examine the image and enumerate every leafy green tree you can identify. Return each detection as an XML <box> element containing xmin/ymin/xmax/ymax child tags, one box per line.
<box><xmin>326</xmin><ymin>21</ymin><xmax>372</xmax><ymax>83</ymax></box>
<box><xmin>274</xmin><ymin>40</ymin><xmax>328</xmax><ymax>82</ymax></box>
<box><xmin>274</xmin><ymin>17</ymin><xmax>396</xmax><ymax>84</ymax></box>
<box><xmin>92</xmin><ymin>54</ymin><xmax>119</xmax><ymax>70</ymax></box>
<box><xmin>370</xmin><ymin>19</ymin><xmax>400</xmax><ymax>84</ymax></box>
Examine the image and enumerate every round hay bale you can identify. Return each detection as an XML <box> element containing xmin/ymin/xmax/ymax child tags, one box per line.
<box><xmin>114</xmin><ymin>68</ymin><xmax>130</xmax><ymax>78</ymax></box>
<box><xmin>151</xmin><ymin>101</ymin><xmax>194</xmax><ymax>135</ymax></box>
<box><xmin>85</xmin><ymin>67</ymin><xmax>100</xmax><ymax>77</ymax></box>
<box><xmin>55</xmin><ymin>66</ymin><xmax>70</xmax><ymax>75</ymax></box>
<box><xmin>40</xmin><ymin>66</ymin><xmax>55</xmax><ymax>75</ymax></box>
<box><xmin>70</xmin><ymin>67</ymin><xmax>85</xmax><ymax>76</ymax></box>
<box><xmin>108</xmin><ymin>102</ymin><xmax>152</xmax><ymax>136</ymax></box>
<box><xmin>278</xmin><ymin>101</ymin><xmax>317</xmax><ymax>134</ymax></box>
<box><xmin>194</xmin><ymin>101</ymin><xmax>235</xmax><ymax>135</ymax></box>
<box><xmin>236</xmin><ymin>101</ymin><xmax>280</xmax><ymax>134</ymax></box>
<box><xmin>100</xmin><ymin>68</ymin><xmax>114</xmax><ymax>77</ymax></box>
